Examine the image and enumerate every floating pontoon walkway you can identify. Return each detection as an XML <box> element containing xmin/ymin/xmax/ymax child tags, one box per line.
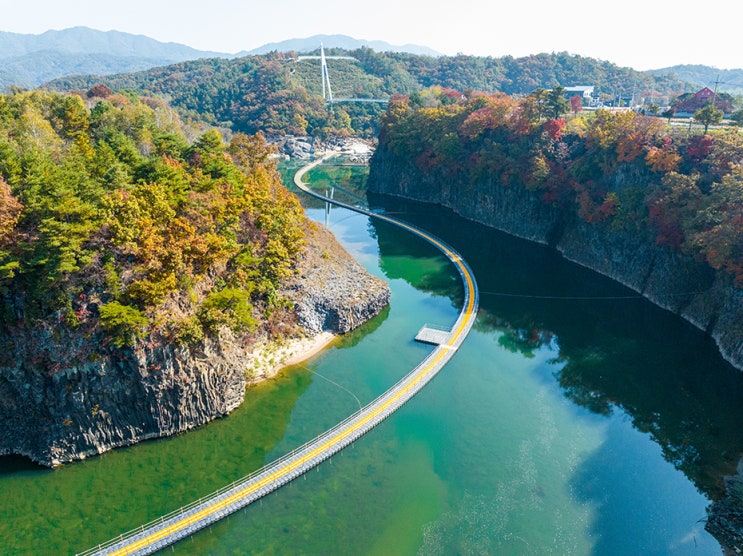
<box><xmin>77</xmin><ymin>154</ymin><xmax>479</xmax><ymax>556</ymax></box>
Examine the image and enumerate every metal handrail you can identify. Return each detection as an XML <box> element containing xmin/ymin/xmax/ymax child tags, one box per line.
<box><xmin>77</xmin><ymin>154</ymin><xmax>479</xmax><ymax>556</ymax></box>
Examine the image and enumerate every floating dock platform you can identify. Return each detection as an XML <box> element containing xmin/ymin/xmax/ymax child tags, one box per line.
<box><xmin>415</xmin><ymin>325</ymin><xmax>451</xmax><ymax>346</ymax></box>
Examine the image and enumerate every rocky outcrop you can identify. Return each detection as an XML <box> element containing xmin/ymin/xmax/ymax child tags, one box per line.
<box><xmin>368</xmin><ymin>143</ymin><xmax>743</xmax><ymax>372</ymax></box>
<box><xmin>278</xmin><ymin>136</ymin><xmax>315</xmax><ymax>159</ymax></box>
<box><xmin>0</xmin><ymin>327</ymin><xmax>248</xmax><ymax>467</ymax></box>
<box><xmin>0</xmin><ymin>222</ymin><xmax>390</xmax><ymax>467</ymax></box>
<box><xmin>706</xmin><ymin>458</ymin><xmax>743</xmax><ymax>554</ymax></box>
<box><xmin>281</xmin><ymin>223</ymin><xmax>390</xmax><ymax>334</ymax></box>
<box><xmin>270</xmin><ymin>136</ymin><xmax>376</xmax><ymax>161</ymax></box>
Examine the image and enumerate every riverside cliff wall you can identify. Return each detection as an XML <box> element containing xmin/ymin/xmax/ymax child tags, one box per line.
<box><xmin>0</xmin><ymin>223</ymin><xmax>389</xmax><ymax>467</ymax></box>
<box><xmin>368</xmin><ymin>143</ymin><xmax>743</xmax><ymax>372</ymax></box>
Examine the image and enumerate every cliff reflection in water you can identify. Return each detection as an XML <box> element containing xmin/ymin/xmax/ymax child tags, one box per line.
<box><xmin>368</xmin><ymin>192</ymin><xmax>743</xmax><ymax>504</ymax></box>
<box><xmin>0</xmin><ymin>363</ymin><xmax>317</xmax><ymax>554</ymax></box>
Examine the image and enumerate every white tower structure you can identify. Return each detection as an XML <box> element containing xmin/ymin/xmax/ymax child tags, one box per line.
<box><xmin>320</xmin><ymin>43</ymin><xmax>333</xmax><ymax>103</ymax></box>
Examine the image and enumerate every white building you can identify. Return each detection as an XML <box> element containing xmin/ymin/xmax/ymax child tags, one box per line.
<box><xmin>564</xmin><ymin>86</ymin><xmax>595</xmax><ymax>99</ymax></box>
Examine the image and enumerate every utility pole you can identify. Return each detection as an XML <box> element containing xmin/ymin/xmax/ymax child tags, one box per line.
<box><xmin>712</xmin><ymin>75</ymin><xmax>726</xmax><ymax>109</ymax></box>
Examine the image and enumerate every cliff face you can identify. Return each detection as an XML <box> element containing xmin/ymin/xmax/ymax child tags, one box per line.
<box><xmin>0</xmin><ymin>327</ymin><xmax>248</xmax><ymax>467</ymax></box>
<box><xmin>281</xmin><ymin>223</ymin><xmax>391</xmax><ymax>335</ymax></box>
<box><xmin>0</xmin><ymin>222</ymin><xmax>390</xmax><ymax>467</ymax></box>
<box><xmin>707</xmin><ymin>458</ymin><xmax>743</xmax><ymax>553</ymax></box>
<box><xmin>368</xmin><ymin>143</ymin><xmax>743</xmax><ymax>372</ymax></box>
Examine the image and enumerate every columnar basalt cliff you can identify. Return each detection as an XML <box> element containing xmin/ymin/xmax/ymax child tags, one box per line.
<box><xmin>368</xmin><ymin>139</ymin><xmax>743</xmax><ymax>552</ymax></box>
<box><xmin>367</xmin><ymin>142</ymin><xmax>743</xmax><ymax>372</ymax></box>
<box><xmin>0</xmin><ymin>224</ymin><xmax>390</xmax><ymax>467</ymax></box>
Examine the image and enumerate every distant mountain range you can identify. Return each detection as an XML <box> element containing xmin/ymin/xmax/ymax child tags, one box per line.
<box><xmin>1</xmin><ymin>26</ymin><xmax>742</xmax><ymax>94</ymax></box>
<box><xmin>0</xmin><ymin>28</ymin><xmax>441</xmax><ymax>89</ymax></box>
<box><xmin>240</xmin><ymin>34</ymin><xmax>441</xmax><ymax>57</ymax></box>
<box><xmin>0</xmin><ymin>27</ymin><xmax>229</xmax><ymax>88</ymax></box>
<box><xmin>0</xmin><ymin>26</ymin><xmax>227</xmax><ymax>59</ymax></box>
<box><xmin>0</xmin><ymin>50</ymin><xmax>181</xmax><ymax>89</ymax></box>
<box><xmin>649</xmin><ymin>64</ymin><xmax>743</xmax><ymax>95</ymax></box>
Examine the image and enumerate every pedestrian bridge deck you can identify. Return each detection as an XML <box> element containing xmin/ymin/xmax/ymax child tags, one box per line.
<box><xmin>77</xmin><ymin>154</ymin><xmax>479</xmax><ymax>556</ymax></box>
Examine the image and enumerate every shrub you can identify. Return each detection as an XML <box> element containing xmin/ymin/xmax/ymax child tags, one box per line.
<box><xmin>197</xmin><ymin>288</ymin><xmax>257</xmax><ymax>334</ymax></box>
<box><xmin>98</xmin><ymin>301</ymin><xmax>149</xmax><ymax>347</ymax></box>
<box><xmin>169</xmin><ymin>316</ymin><xmax>205</xmax><ymax>345</ymax></box>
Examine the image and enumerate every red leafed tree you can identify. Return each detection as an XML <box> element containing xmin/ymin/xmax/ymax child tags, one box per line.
<box><xmin>544</xmin><ymin>118</ymin><xmax>566</xmax><ymax>141</ymax></box>
<box><xmin>686</xmin><ymin>135</ymin><xmax>714</xmax><ymax>162</ymax></box>
<box><xmin>458</xmin><ymin>94</ymin><xmax>515</xmax><ymax>139</ymax></box>
<box><xmin>570</xmin><ymin>95</ymin><xmax>583</xmax><ymax>114</ymax></box>
<box><xmin>86</xmin><ymin>84</ymin><xmax>113</xmax><ymax>99</ymax></box>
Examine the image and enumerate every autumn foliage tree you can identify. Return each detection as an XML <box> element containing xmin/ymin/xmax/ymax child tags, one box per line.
<box><xmin>0</xmin><ymin>179</ymin><xmax>22</xmax><ymax>283</ymax></box>
<box><xmin>0</xmin><ymin>89</ymin><xmax>307</xmax><ymax>347</ymax></box>
<box><xmin>377</xmin><ymin>87</ymin><xmax>743</xmax><ymax>286</ymax></box>
<box><xmin>570</xmin><ymin>95</ymin><xmax>583</xmax><ymax>114</ymax></box>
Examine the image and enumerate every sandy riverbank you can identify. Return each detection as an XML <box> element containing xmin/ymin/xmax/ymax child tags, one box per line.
<box><xmin>246</xmin><ymin>331</ymin><xmax>337</xmax><ymax>385</ymax></box>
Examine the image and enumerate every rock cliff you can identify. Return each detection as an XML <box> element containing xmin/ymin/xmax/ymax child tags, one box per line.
<box><xmin>368</xmin><ymin>143</ymin><xmax>743</xmax><ymax>372</ymax></box>
<box><xmin>368</xmin><ymin>142</ymin><xmax>743</xmax><ymax>551</ymax></box>
<box><xmin>0</xmin><ymin>222</ymin><xmax>390</xmax><ymax>467</ymax></box>
<box><xmin>282</xmin><ymin>224</ymin><xmax>390</xmax><ymax>334</ymax></box>
<box><xmin>707</xmin><ymin>458</ymin><xmax>743</xmax><ymax>553</ymax></box>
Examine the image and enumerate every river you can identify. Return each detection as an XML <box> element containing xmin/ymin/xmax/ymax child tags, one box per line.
<box><xmin>1</xmin><ymin>163</ymin><xmax>742</xmax><ymax>555</ymax></box>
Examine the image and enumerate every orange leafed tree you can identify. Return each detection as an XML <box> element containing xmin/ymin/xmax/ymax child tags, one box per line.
<box><xmin>645</xmin><ymin>146</ymin><xmax>681</xmax><ymax>173</ymax></box>
<box><xmin>0</xmin><ymin>179</ymin><xmax>22</xmax><ymax>244</ymax></box>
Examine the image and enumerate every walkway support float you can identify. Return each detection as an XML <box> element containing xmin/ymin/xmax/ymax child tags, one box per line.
<box><xmin>77</xmin><ymin>154</ymin><xmax>479</xmax><ymax>556</ymax></box>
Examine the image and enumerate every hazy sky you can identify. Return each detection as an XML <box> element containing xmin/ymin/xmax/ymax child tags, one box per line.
<box><xmin>2</xmin><ymin>0</ymin><xmax>741</xmax><ymax>71</ymax></box>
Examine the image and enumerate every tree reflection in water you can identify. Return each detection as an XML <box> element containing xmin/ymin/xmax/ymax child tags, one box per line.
<box><xmin>368</xmin><ymin>192</ymin><xmax>743</xmax><ymax>536</ymax></box>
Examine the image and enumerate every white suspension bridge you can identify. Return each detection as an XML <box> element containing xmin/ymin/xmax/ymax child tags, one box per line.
<box><xmin>297</xmin><ymin>43</ymin><xmax>389</xmax><ymax>105</ymax></box>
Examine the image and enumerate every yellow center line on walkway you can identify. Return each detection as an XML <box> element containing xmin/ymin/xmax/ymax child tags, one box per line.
<box><xmin>85</xmin><ymin>154</ymin><xmax>479</xmax><ymax>556</ymax></box>
<box><xmin>108</xmin><ymin>347</ymin><xmax>460</xmax><ymax>555</ymax></box>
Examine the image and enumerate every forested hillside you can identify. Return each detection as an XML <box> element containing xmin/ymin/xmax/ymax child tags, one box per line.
<box><xmin>0</xmin><ymin>87</ymin><xmax>394</xmax><ymax>468</ymax></box>
<box><xmin>0</xmin><ymin>89</ymin><xmax>306</xmax><ymax>348</ymax></box>
<box><xmin>374</xmin><ymin>87</ymin><xmax>743</xmax><ymax>286</ymax></box>
<box><xmin>650</xmin><ymin>65</ymin><xmax>743</xmax><ymax>95</ymax></box>
<box><xmin>46</xmin><ymin>49</ymin><xmax>695</xmax><ymax>138</ymax></box>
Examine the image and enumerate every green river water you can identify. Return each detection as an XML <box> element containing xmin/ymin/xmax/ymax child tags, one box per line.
<box><xmin>1</xmin><ymin>164</ymin><xmax>743</xmax><ymax>555</ymax></box>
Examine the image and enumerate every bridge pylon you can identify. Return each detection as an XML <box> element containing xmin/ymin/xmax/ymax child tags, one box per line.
<box><xmin>320</xmin><ymin>43</ymin><xmax>334</xmax><ymax>103</ymax></box>
<box><xmin>297</xmin><ymin>44</ymin><xmax>389</xmax><ymax>105</ymax></box>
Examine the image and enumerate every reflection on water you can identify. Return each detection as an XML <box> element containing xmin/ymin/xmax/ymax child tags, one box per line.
<box><xmin>369</xmin><ymin>192</ymin><xmax>743</xmax><ymax>537</ymax></box>
<box><xmin>282</xmin><ymin>161</ymin><xmax>370</xmax><ymax>211</ymax></box>
<box><xmin>2</xmin><ymin>164</ymin><xmax>742</xmax><ymax>554</ymax></box>
<box><xmin>0</xmin><ymin>364</ymin><xmax>315</xmax><ymax>554</ymax></box>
